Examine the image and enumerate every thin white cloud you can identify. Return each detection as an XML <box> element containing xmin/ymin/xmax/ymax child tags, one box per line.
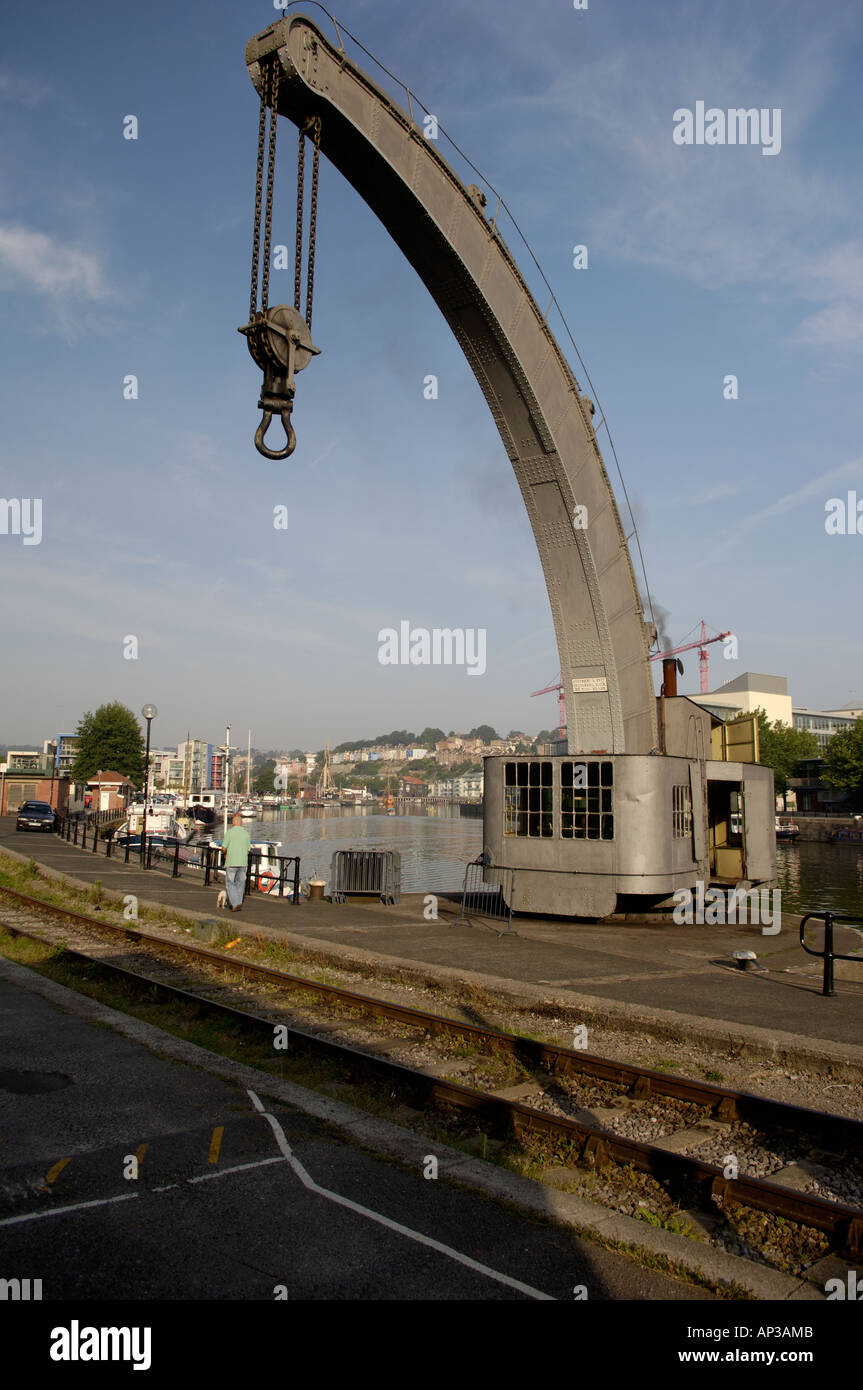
<box><xmin>0</xmin><ymin>72</ymin><xmax>51</xmax><ymax>108</ymax></box>
<box><xmin>459</xmin><ymin>6</ymin><xmax>862</xmax><ymax>352</ymax></box>
<box><xmin>708</xmin><ymin>458</ymin><xmax>862</xmax><ymax>559</ymax></box>
<box><xmin>0</xmin><ymin>222</ymin><xmax>109</xmax><ymax>299</ymax></box>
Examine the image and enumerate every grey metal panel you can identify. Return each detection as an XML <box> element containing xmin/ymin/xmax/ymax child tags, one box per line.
<box><xmin>741</xmin><ymin>765</ymin><xmax>776</xmax><ymax>882</ymax></box>
<box><xmin>246</xmin><ymin>17</ymin><xmax>657</xmax><ymax>754</ymax></box>
<box><xmin>689</xmin><ymin>760</ymin><xmax>706</xmax><ymax>863</ymax></box>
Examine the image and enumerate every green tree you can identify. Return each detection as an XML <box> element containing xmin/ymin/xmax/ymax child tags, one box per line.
<box><xmin>253</xmin><ymin>760</ymin><xmax>277</xmax><ymax>795</ymax></box>
<box><xmin>417</xmin><ymin>727</ymin><xmax>445</xmax><ymax>748</ymax></box>
<box><xmin>468</xmin><ymin>725</ymin><xmax>498</xmax><ymax>742</ymax></box>
<box><xmin>732</xmin><ymin>709</ymin><xmax>819</xmax><ymax>794</ymax></box>
<box><xmin>821</xmin><ymin>720</ymin><xmax>863</xmax><ymax>803</ymax></box>
<box><xmin>72</xmin><ymin>703</ymin><xmax>145</xmax><ymax>785</ymax></box>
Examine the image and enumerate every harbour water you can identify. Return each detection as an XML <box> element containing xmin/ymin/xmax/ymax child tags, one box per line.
<box><xmin>240</xmin><ymin>805</ymin><xmax>863</xmax><ymax>918</ymax></box>
<box><xmin>242</xmin><ymin>803</ymin><xmax>482</xmax><ymax>893</ymax></box>
<box><xmin>776</xmin><ymin>840</ymin><xmax>863</xmax><ymax>919</ymax></box>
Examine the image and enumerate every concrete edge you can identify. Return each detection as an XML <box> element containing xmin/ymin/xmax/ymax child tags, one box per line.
<box><xmin>0</xmin><ymin>949</ymin><xmax>825</xmax><ymax>1302</ymax></box>
<box><xmin>4</xmin><ymin>841</ymin><xmax>862</xmax><ymax>1081</ymax></box>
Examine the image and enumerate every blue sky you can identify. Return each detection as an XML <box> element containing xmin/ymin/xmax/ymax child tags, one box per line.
<box><xmin>1</xmin><ymin>0</ymin><xmax>861</xmax><ymax>752</ymax></box>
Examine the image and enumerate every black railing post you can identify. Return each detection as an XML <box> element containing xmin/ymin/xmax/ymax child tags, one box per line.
<box><xmin>92</xmin><ymin>825</ymin><xmax>99</xmax><ymax>853</ymax></box>
<box><xmin>73</xmin><ymin>821</ymin><xmax>79</xmax><ymax>846</ymax></box>
<box><xmin>203</xmin><ymin>846</ymin><xmax>211</xmax><ymax>887</ymax></box>
<box><xmin>823</xmin><ymin>911</ymin><xmax>836</xmax><ymax>998</ymax></box>
<box><xmin>293</xmin><ymin>856</ymin><xmax>300</xmax><ymax>905</ymax></box>
<box><xmin>124</xmin><ymin>835</ymin><xmax>130</xmax><ymax>864</ymax></box>
<box><xmin>172</xmin><ymin>840</ymin><xmax>180</xmax><ymax>878</ymax></box>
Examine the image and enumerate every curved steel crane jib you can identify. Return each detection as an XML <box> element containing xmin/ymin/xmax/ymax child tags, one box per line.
<box><xmin>244</xmin><ymin>14</ymin><xmax>657</xmax><ymax>755</ymax></box>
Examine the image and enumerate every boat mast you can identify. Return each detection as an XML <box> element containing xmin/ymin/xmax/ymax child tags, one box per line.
<box><xmin>223</xmin><ymin>725</ymin><xmax>231</xmax><ymax>836</ymax></box>
<box><xmin>246</xmin><ymin>728</ymin><xmax>251</xmax><ymax>798</ymax></box>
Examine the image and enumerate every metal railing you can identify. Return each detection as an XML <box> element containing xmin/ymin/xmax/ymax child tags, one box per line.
<box><xmin>453</xmin><ymin>857</ymin><xmax>515</xmax><ymax>935</ymax></box>
<box><xmin>799</xmin><ymin>912</ymin><xmax>863</xmax><ymax>997</ymax></box>
<box><xmin>54</xmin><ymin>817</ymin><xmax>301</xmax><ymax>903</ymax></box>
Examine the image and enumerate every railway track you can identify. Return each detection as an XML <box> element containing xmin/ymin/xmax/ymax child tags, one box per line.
<box><xmin>1</xmin><ymin>881</ymin><xmax>861</xmax><ymax>1266</ymax></box>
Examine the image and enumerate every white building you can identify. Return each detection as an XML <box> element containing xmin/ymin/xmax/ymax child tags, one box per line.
<box><xmin>690</xmin><ymin>673</ymin><xmax>793</xmax><ymax>728</ymax></box>
<box><xmin>793</xmin><ymin>708</ymin><xmax>860</xmax><ymax>751</ymax></box>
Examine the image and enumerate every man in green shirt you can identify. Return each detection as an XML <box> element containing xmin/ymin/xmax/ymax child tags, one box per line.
<box><xmin>221</xmin><ymin>813</ymin><xmax>252</xmax><ymax>911</ymax></box>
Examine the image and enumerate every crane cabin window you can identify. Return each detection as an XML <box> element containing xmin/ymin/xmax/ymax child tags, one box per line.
<box><xmin>561</xmin><ymin>760</ymin><xmax>614</xmax><ymax>840</ymax></box>
<box><xmin>504</xmin><ymin>761</ymin><xmax>553</xmax><ymax>837</ymax></box>
<box><xmin>672</xmin><ymin>784</ymin><xmax>692</xmax><ymax>839</ymax></box>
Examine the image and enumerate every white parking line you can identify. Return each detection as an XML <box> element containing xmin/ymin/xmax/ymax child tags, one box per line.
<box><xmin>188</xmin><ymin>1155</ymin><xmax>286</xmax><ymax>1184</ymax></box>
<box><xmin>0</xmin><ymin>1191</ymin><xmax>138</xmax><ymax>1228</ymax></box>
<box><xmin>246</xmin><ymin>1089</ymin><xmax>555</xmax><ymax>1301</ymax></box>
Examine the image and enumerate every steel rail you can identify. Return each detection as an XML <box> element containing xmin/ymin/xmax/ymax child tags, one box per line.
<box><xmin>1</xmin><ymin>882</ymin><xmax>861</xmax><ymax>1155</ymax></box>
<box><xmin>2</xmin><ymin>912</ymin><xmax>861</xmax><ymax>1259</ymax></box>
<box><xmin>1</xmin><ymin>893</ymin><xmax>861</xmax><ymax>1259</ymax></box>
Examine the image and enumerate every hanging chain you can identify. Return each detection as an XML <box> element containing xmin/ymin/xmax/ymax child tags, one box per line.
<box><xmin>242</xmin><ymin>57</ymin><xmax>321</xmax><ymax>462</ymax></box>
<box><xmin>249</xmin><ymin>57</ymin><xmax>281</xmax><ymax>319</ymax></box>
<box><xmin>305</xmin><ymin>117</ymin><xmax>321</xmax><ymax>330</ymax></box>
<box><xmin>294</xmin><ymin>125</ymin><xmax>305</xmax><ymax>313</ymax></box>
<box><xmin>249</xmin><ymin>61</ymin><xmax>269</xmax><ymax>321</ymax></box>
<box><xmin>260</xmin><ymin>59</ymin><xmax>280</xmax><ymax>315</ymax></box>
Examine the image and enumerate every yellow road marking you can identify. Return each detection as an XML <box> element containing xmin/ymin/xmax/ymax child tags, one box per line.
<box><xmin>135</xmin><ymin>1143</ymin><xmax>148</xmax><ymax>1166</ymax></box>
<box><xmin>208</xmin><ymin>1126</ymin><xmax>224</xmax><ymax>1166</ymax></box>
<box><xmin>43</xmin><ymin>1157</ymin><xmax>71</xmax><ymax>1188</ymax></box>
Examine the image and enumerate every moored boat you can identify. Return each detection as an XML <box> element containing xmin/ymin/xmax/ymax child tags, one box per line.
<box><xmin>775</xmin><ymin>816</ymin><xmax>800</xmax><ymax>841</ymax></box>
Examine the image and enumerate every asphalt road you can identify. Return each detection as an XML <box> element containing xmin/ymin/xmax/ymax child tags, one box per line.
<box><xmin>0</xmin><ymin>962</ymin><xmax>712</xmax><ymax>1302</ymax></box>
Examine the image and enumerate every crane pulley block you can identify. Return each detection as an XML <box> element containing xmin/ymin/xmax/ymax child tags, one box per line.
<box><xmin>241</xmin><ymin>48</ymin><xmax>322</xmax><ymax>460</ymax></box>
<box><xmin>239</xmin><ymin>305</ymin><xmax>320</xmax><ymax>459</ymax></box>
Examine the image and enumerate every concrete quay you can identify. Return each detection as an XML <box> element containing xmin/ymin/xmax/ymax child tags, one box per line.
<box><xmin>1</xmin><ymin>819</ymin><xmax>861</xmax><ymax>1073</ymax></box>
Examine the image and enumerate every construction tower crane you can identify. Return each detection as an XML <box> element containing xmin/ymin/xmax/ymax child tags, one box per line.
<box><xmin>649</xmin><ymin>621</ymin><xmax>732</xmax><ymax>694</ymax></box>
<box><xmin>531</xmin><ymin>677</ymin><xmax>566</xmax><ymax>739</ymax></box>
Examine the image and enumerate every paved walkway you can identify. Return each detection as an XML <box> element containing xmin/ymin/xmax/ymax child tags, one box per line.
<box><xmin>2</xmin><ymin>959</ymin><xmax>713</xmax><ymax>1300</ymax></box>
<box><xmin>2</xmin><ymin>820</ymin><xmax>860</xmax><ymax>1054</ymax></box>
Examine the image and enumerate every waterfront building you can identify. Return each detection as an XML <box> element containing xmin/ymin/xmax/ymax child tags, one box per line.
<box><xmin>793</xmin><ymin>708</ymin><xmax>861</xmax><ymax>750</ymax></box>
<box><xmin>689</xmin><ymin>673</ymin><xmax>793</xmax><ymax>727</ymax></box>
<box><xmin>177</xmin><ymin>739</ymin><xmax>212</xmax><ymax>794</ymax></box>
<box><xmin>85</xmin><ymin>770</ymin><xmax>136</xmax><ymax>814</ymax></box>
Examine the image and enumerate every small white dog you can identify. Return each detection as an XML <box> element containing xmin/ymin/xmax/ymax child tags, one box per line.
<box><xmin>216</xmin><ymin>889</ymin><xmax>228</xmax><ymax>910</ymax></box>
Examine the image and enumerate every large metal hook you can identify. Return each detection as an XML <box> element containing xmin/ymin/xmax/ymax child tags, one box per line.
<box><xmin>255</xmin><ymin>409</ymin><xmax>296</xmax><ymax>460</ymax></box>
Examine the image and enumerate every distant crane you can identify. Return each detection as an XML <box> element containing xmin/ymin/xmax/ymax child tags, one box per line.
<box><xmin>533</xmin><ymin>621</ymin><xmax>731</xmax><ymax>734</ymax></box>
<box><xmin>650</xmin><ymin>620</ymin><xmax>732</xmax><ymax>694</ymax></box>
<box><xmin>531</xmin><ymin>676</ymin><xmax>566</xmax><ymax>739</ymax></box>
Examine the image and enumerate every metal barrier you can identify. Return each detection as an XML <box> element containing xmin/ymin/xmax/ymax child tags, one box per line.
<box><xmin>330</xmin><ymin>849</ymin><xmax>401</xmax><ymax>905</ymax></box>
<box><xmin>799</xmin><ymin>911</ymin><xmax>863</xmax><ymax>997</ymax></box>
<box><xmin>454</xmin><ymin>858</ymin><xmax>515</xmax><ymax>935</ymax></box>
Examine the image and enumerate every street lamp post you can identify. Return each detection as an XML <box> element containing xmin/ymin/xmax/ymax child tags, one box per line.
<box><xmin>141</xmin><ymin>704</ymin><xmax>158</xmax><ymax>863</ymax></box>
<box><xmin>222</xmin><ymin>725</ymin><xmax>231</xmax><ymax>838</ymax></box>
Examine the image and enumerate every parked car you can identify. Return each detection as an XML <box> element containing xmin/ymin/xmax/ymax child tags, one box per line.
<box><xmin>16</xmin><ymin>801</ymin><xmax>57</xmax><ymax>832</ymax></box>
